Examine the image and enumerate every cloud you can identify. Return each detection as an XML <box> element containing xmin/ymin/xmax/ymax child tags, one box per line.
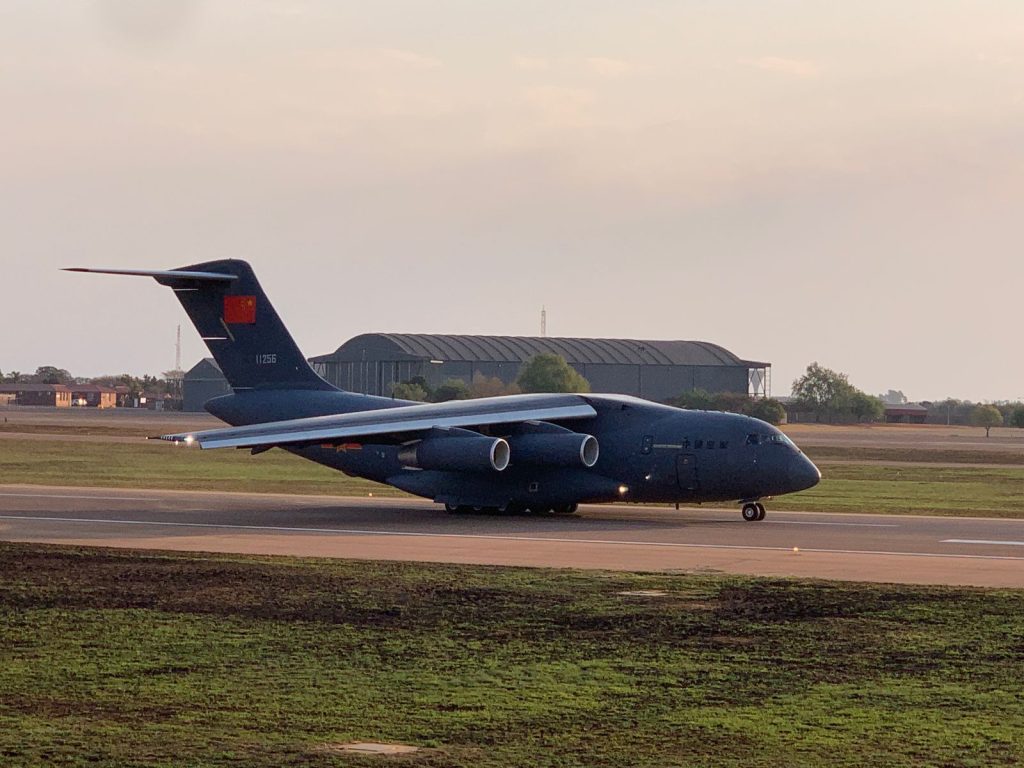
<box><xmin>522</xmin><ymin>86</ymin><xmax>596</xmax><ymax>126</ymax></box>
<box><xmin>307</xmin><ymin>48</ymin><xmax>442</xmax><ymax>72</ymax></box>
<box><xmin>373</xmin><ymin>48</ymin><xmax>442</xmax><ymax>70</ymax></box>
<box><xmin>515</xmin><ymin>56</ymin><xmax>550</xmax><ymax>71</ymax></box>
<box><xmin>741</xmin><ymin>56</ymin><xmax>820</xmax><ymax>78</ymax></box>
<box><xmin>585</xmin><ymin>57</ymin><xmax>633</xmax><ymax>76</ymax></box>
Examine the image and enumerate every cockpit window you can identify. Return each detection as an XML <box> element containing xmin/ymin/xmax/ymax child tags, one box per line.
<box><xmin>746</xmin><ymin>433</ymin><xmax>793</xmax><ymax>447</ymax></box>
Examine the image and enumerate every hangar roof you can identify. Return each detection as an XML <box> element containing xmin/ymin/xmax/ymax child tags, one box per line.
<box><xmin>313</xmin><ymin>334</ymin><xmax>768</xmax><ymax>368</ymax></box>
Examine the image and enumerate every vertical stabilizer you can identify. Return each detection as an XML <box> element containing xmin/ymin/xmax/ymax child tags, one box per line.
<box><xmin>66</xmin><ymin>260</ymin><xmax>336</xmax><ymax>392</ymax></box>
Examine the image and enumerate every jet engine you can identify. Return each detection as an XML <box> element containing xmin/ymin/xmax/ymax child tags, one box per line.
<box><xmin>398</xmin><ymin>430</ymin><xmax>510</xmax><ymax>472</ymax></box>
<box><xmin>508</xmin><ymin>432</ymin><xmax>599</xmax><ymax>468</ymax></box>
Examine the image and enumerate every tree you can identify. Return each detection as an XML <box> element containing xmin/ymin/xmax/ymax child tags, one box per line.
<box><xmin>32</xmin><ymin>365</ymin><xmax>73</xmax><ymax>385</ymax></box>
<box><xmin>516</xmin><ymin>353</ymin><xmax>590</xmax><ymax>394</ymax></box>
<box><xmin>391</xmin><ymin>381</ymin><xmax>428</xmax><ymax>401</ymax></box>
<box><xmin>971</xmin><ymin>404</ymin><xmax>1003</xmax><ymax>437</ymax></box>
<box><xmin>430</xmin><ymin>378</ymin><xmax>472</xmax><ymax>402</ymax></box>
<box><xmin>469</xmin><ymin>373</ymin><xmax>520</xmax><ymax>399</ymax></box>
<box><xmin>671</xmin><ymin>388</ymin><xmax>716</xmax><ymax>410</ymax></box>
<box><xmin>880</xmin><ymin>389</ymin><xmax>908</xmax><ymax>405</ymax></box>
<box><xmin>850</xmin><ymin>391</ymin><xmax>885</xmax><ymax>423</ymax></box>
<box><xmin>791</xmin><ymin>363</ymin><xmax>856</xmax><ymax>423</ymax></box>
<box><xmin>1011</xmin><ymin>406</ymin><xmax>1024</xmax><ymax>429</ymax></box>
<box><xmin>707</xmin><ymin>392</ymin><xmax>751</xmax><ymax>414</ymax></box>
<box><xmin>748</xmin><ymin>398</ymin><xmax>787</xmax><ymax>425</ymax></box>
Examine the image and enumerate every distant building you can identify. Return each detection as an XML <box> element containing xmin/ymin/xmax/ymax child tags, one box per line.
<box><xmin>183</xmin><ymin>358</ymin><xmax>233</xmax><ymax>412</ymax></box>
<box><xmin>0</xmin><ymin>383</ymin><xmax>72</xmax><ymax>407</ymax></box>
<box><xmin>184</xmin><ymin>335</ymin><xmax>771</xmax><ymax>408</ymax></box>
<box><xmin>884</xmin><ymin>403</ymin><xmax>929</xmax><ymax>424</ymax></box>
<box><xmin>69</xmin><ymin>384</ymin><xmax>117</xmax><ymax>408</ymax></box>
<box><xmin>310</xmin><ymin>334</ymin><xmax>770</xmax><ymax>402</ymax></box>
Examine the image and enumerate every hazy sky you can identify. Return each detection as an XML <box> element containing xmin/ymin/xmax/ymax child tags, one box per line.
<box><xmin>3</xmin><ymin>1</ymin><xmax>1023</xmax><ymax>400</ymax></box>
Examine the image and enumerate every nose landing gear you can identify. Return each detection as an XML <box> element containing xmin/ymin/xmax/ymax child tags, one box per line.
<box><xmin>741</xmin><ymin>502</ymin><xmax>766</xmax><ymax>522</ymax></box>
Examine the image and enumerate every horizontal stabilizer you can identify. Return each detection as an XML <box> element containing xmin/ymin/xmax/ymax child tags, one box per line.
<box><xmin>63</xmin><ymin>267</ymin><xmax>238</xmax><ymax>282</ymax></box>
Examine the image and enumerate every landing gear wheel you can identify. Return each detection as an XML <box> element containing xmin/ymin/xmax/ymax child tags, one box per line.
<box><xmin>741</xmin><ymin>503</ymin><xmax>761</xmax><ymax>522</ymax></box>
<box><xmin>755</xmin><ymin>503</ymin><xmax>766</xmax><ymax>521</ymax></box>
<box><xmin>444</xmin><ymin>502</ymin><xmax>459</xmax><ymax>513</ymax></box>
<box><xmin>551</xmin><ymin>504</ymin><xmax>578</xmax><ymax>515</ymax></box>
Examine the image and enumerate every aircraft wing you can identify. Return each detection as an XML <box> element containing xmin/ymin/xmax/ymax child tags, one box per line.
<box><xmin>159</xmin><ymin>393</ymin><xmax>597</xmax><ymax>450</ymax></box>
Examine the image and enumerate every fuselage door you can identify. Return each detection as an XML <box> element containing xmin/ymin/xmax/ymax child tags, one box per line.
<box><xmin>676</xmin><ymin>453</ymin><xmax>698</xmax><ymax>492</ymax></box>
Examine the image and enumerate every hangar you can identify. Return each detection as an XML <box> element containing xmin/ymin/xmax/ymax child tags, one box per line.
<box><xmin>309</xmin><ymin>334</ymin><xmax>770</xmax><ymax>402</ymax></box>
<box><xmin>183</xmin><ymin>358</ymin><xmax>233</xmax><ymax>412</ymax></box>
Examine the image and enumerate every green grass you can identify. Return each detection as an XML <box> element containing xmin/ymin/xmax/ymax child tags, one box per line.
<box><xmin>804</xmin><ymin>445</ymin><xmax>1024</xmax><ymax>466</ymax></box>
<box><xmin>0</xmin><ymin>437</ymin><xmax>403</xmax><ymax>497</ymax></box>
<box><xmin>786</xmin><ymin>463</ymin><xmax>1024</xmax><ymax>517</ymax></box>
<box><xmin>3</xmin><ymin>438</ymin><xmax>1024</xmax><ymax>517</ymax></box>
<box><xmin>0</xmin><ymin>543</ymin><xmax>1022</xmax><ymax>767</ymax></box>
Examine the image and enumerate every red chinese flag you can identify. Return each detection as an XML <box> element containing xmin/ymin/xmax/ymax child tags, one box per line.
<box><xmin>223</xmin><ymin>295</ymin><xmax>257</xmax><ymax>324</ymax></box>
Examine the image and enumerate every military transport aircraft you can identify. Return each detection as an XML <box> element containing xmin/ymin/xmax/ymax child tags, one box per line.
<box><xmin>68</xmin><ymin>260</ymin><xmax>820</xmax><ymax>519</ymax></box>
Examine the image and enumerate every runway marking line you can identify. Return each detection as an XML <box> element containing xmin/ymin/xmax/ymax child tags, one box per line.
<box><xmin>765</xmin><ymin>520</ymin><xmax>898</xmax><ymax>528</ymax></box>
<box><xmin>942</xmin><ymin>539</ymin><xmax>1024</xmax><ymax>547</ymax></box>
<box><xmin>0</xmin><ymin>493</ymin><xmax>161</xmax><ymax>502</ymax></box>
<box><xmin>3</xmin><ymin>514</ymin><xmax>1024</xmax><ymax>562</ymax></box>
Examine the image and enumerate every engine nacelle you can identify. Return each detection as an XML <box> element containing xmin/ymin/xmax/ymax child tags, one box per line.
<box><xmin>398</xmin><ymin>434</ymin><xmax>510</xmax><ymax>472</ymax></box>
<box><xmin>509</xmin><ymin>432</ymin><xmax>599</xmax><ymax>468</ymax></box>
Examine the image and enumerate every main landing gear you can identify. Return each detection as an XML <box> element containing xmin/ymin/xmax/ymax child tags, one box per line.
<box><xmin>741</xmin><ymin>502</ymin><xmax>766</xmax><ymax>522</ymax></box>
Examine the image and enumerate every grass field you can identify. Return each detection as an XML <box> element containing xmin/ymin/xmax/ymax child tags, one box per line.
<box><xmin>0</xmin><ymin>437</ymin><xmax>402</xmax><ymax>497</ymax></box>
<box><xmin>3</xmin><ymin>435</ymin><xmax>1024</xmax><ymax>517</ymax></box>
<box><xmin>1</xmin><ymin>542</ymin><xmax>1022</xmax><ymax>768</ymax></box>
<box><xmin>803</xmin><ymin>444</ymin><xmax>1024</xmax><ymax>466</ymax></box>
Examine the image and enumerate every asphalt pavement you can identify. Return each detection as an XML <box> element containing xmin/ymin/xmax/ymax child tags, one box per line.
<box><xmin>2</xmin><ymin>484</ymin><xmax>1023</xmax><ymax>587</ymax></box>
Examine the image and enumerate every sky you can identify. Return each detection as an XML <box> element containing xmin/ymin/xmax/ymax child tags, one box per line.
<box><xmin>2</xmin><ymin>0</ymin><xmax>1023</xmax><ymax>401</ymax></box>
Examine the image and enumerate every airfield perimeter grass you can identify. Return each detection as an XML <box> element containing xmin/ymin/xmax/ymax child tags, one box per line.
<box><xmin>1</xmin><ymin>543</ymin><xmax>1022</xmax><ymax>768</ymax></box>
<box><xmin>0</xmin><ymin>437</ymin><xmax>400</xmax><ymax>497</ymax></box>
<box><xmin>2</xmin><ymin>437</ymin><xmax>1024</xmax><ymax>517</ymax></box>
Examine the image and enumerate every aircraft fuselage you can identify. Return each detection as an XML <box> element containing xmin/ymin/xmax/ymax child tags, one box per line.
<box><xmin>205</xmin><ymin>389</ymin><xmax>820</xmax><ymax>510</ymax></box>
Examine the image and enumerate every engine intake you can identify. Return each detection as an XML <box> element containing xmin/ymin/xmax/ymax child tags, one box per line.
<box><xmin>398</xmin><ymin>433</ymin><xmax>510</xmax><ymax>472</ymax></box>
<box><xmin>509</xmin><ymin>432</ymin><xmax>599</xmax><ymax>468</ymax></box>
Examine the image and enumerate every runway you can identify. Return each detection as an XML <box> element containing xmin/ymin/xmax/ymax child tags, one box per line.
<box><xmin>2</xmin><ymin>484</ymin><xmax>1024</xmax><ymax>587</ymax></box>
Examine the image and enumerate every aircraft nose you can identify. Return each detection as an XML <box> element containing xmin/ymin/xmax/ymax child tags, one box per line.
<box><xmin>788</xmin><ymin>454</ymin><xmax>821</xmax><ymax>492</ymax></box>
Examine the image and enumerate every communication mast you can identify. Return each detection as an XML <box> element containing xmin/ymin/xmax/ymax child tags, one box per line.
<box><xmin>175</xmin><ymin>324</ymin><xmax>182</xmax><ymax>371</ymax></box>
<box><xmin>541</xmin><ymin>306</ymin><xmax>547</xmax><ymax>337</ymax></box>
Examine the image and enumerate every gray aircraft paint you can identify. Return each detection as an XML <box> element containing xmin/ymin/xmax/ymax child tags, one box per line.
<box><xmin>70</xmin><ymin>261</ymin><xmax>820</xmax><ymax>513</ymax></box>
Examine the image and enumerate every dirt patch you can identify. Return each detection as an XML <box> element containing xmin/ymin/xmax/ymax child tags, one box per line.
<box><xmin>315</xmin><ymin>742</ymin><xmax>421</xmax><ymax>756</ymax></box>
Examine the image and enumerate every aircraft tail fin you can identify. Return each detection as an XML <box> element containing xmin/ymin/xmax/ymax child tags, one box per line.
<box><xmin>66</xmin><ymin>260</ymin><xmax>336</xmax><ymax>392</ymax></box>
